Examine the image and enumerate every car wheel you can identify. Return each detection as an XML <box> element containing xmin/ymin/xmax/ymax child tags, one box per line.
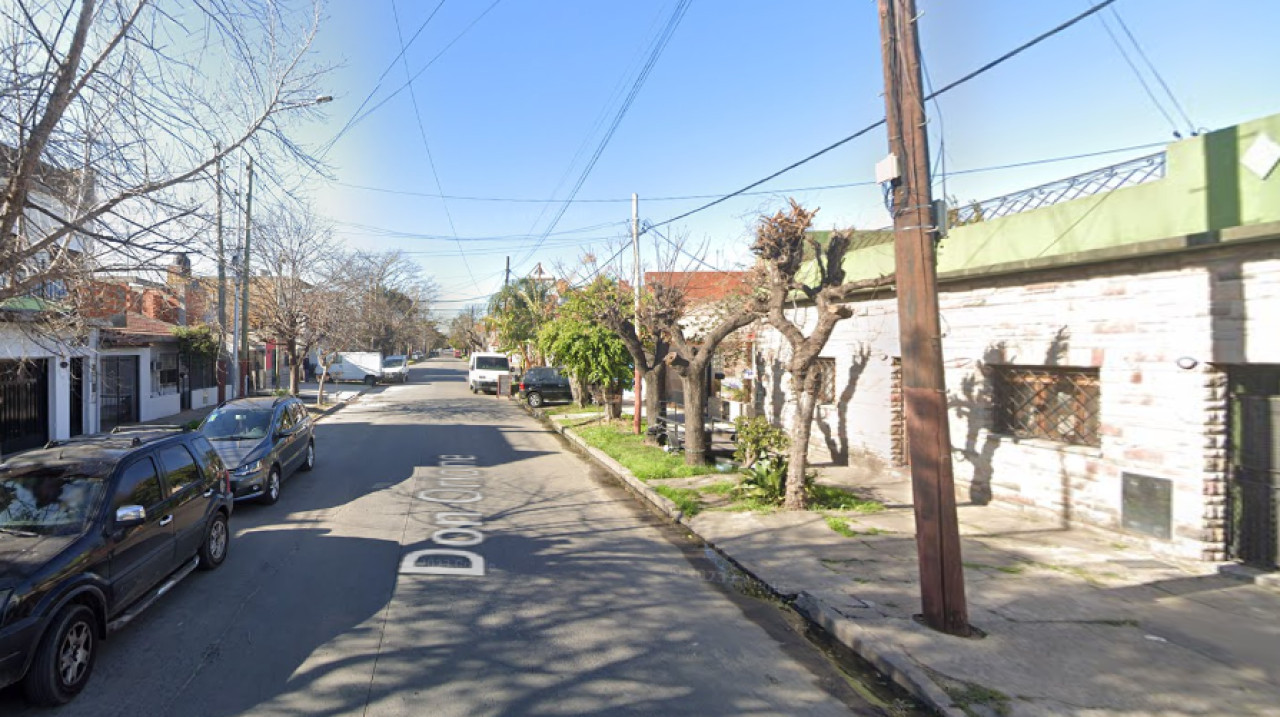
<box><xmin>259</xmin><ymin>467</ymin><xmax>282</xmax><ymax>505</ymax></box>
<box><xmin>24</xmin><ymin>604</ymin><xmax>97</xmax><ymax>706</ymax></box>
<box><xmin>364</xmin><ymin>375</ymin><xmax>377</xmax><ymax>386</ymax></box>
<box><xmin>197</xmin><ymin>512</ymin><xmax>230</xmax><ymax>571</ymax></box>
<box><xmin>527</xmin><ymin>391</ymin><xmax>544</xmax><ymax>408</ymax></box>
<box><xmin>300</xmin><ymin>440</ymin><xmax>315</xmax><ymax>472</ymax></box>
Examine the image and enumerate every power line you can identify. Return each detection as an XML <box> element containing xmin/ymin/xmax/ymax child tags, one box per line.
<box><xmin>513</xmin><ymin>0</ymin><xmax>693</xmax><ymax>271</ymax></box>
<box><xmin>645</xmin><ymin>0</ymin><xmax>1119</xmax><ymax>232</ymax></box>
<box><xmin>330</xmin><ymin>219</ymin><xmax>626</xmax><ymax>242</ymax></box>
<box><xmin>390</xmin><ymin>0</ymin><xmax>476</xmax><ymax>290</ymax></box>
<box><xmin>1091</xmin><ymin>4</ymin><xmax>1182</xmax><ymax>137</ymax></box>
<box><xmin>319</xmin><ymin>0</ymin><xmax>451</xmax><ymax>157</ymax></box>
<box><xmin>327</xmin><ymin>138</ymin><xmax>1166</xmax><ymax>205</ymax></box>
<box><xmin>329</xmin><ymin>0</ymin><xmax>505</xmax><ymax>154</ymax></box>
<box><xmin>1106</xmin><ymin>4</ymin><xmax>1196</xmax><ymax>135</ymax></box>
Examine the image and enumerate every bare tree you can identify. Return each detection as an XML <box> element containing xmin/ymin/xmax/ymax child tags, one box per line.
<box><xmin>752</xmin><ymin>200</ymin><xmax>892</xmax><ymax>508</ymax></box>
<box><xmin>345</xmin><ymin>250</ymin><xmax>436</xmax><ymax>354</ymax></box>
<box><xmin>252</xmin><ymin>203</ymin><xmax>334</xmax><ymax>395</ymax></box>
<box><xmin>0</xmin><ymin>0</ymin><xmax>328</xmax><ymax>317</ymax></box>
<box><xmin>449</xmin><ymin>307</ymin><xmax>486</xmax><ymax>353</ymax></box>
<box><xmin>309</xmin><ymin>253</ymin><xmax>364</xmax><ymax>406</ymax></box>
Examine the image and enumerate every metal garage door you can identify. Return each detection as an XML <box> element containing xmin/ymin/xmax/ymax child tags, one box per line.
<box><xmin>0</xmin><ymin>359</ymin><xmax>50</xmax><ymax>455</ymax></box>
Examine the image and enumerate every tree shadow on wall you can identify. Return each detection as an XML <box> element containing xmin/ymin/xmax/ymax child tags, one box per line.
<box><xmin>950</xmin><ymin>342</ymin><xmax>1005</xmax><ymax>505</ymax></box>
<box><xmin>816</xmin><ymin>345</ymin><xmax>871</xmax><ymax>466</ymax></box>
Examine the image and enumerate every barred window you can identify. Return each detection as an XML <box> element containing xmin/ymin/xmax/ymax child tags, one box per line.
<box><xmin>992</xmin><ymin>365</ymin><xmax>1100</xmax><ymax>447</ymax></box>
<box><xmin>815</xmin><ymin>357</ymin><xmax>836</xmax><ymax>404</ymax></box>
<box><xmin>154</xmin><ymin>351</ymin><xmax>179</xmax><ymax>395</ymax></box>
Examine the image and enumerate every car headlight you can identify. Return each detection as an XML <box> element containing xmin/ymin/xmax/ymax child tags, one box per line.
<box><xmin>233</xmin><ymin>460</ymin><xmax>263</xmax><ymax>476</ymax></box>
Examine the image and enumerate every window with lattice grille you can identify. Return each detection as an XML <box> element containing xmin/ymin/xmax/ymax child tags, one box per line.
<box><xmin>815</xmin><ymin>357</ymin><xmax>836</xmax><ymax>404</ymax></box>
<box><xmin>992</xmin><ymin>366</ymin><xmax>1100</xmax><ymax>446</ymax></box>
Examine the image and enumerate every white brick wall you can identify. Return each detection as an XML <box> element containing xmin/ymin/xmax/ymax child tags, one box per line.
<box><xmin>755</xmin><ymin>246</ymin><xmax>1280</xmax><ymax>559</ymax></box>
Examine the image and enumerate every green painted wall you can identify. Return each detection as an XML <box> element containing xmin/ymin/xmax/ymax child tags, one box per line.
<box><xmin>832</xmin><ymin>112</ymin><xmax>1280</xmax><ymax>283</ymax></box>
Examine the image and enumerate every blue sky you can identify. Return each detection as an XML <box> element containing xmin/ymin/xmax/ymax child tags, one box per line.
<box><xmin>275</xmin><ymin>0</ymin><xmax>1280</xmax><ymax>317</ymax></box>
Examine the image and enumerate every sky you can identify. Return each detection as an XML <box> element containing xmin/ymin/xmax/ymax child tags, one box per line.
<box><xmin>263</xmin><ymin>0</ymin><xmax>1280</xmax><ymax>319</ymax></box>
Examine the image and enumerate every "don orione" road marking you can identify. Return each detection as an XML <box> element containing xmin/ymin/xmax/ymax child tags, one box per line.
<box><xmin>399</xmin><ymin>454</ymin><xmax>487</xmax><ymax>576</ymax></box>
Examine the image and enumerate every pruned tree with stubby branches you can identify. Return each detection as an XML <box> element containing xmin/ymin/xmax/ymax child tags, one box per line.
<box><xmin>650</xmin><ymin>279</ymin><xmax>761</xmax><ymax>466</ymax></box>
<box><xmin>752</xmin><ymin>200</ymin><xmax>893</xmax><ymax>509</ymax></box>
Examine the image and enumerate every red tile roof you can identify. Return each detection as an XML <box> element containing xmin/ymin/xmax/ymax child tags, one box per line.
<box><xmin>643</xmin><ymin>271</ymin><xmax>750</xmax><ymax>304</ymax></box>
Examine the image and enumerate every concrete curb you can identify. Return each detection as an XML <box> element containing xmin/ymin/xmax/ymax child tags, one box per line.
<box><xmin>534</xmin><ymin>409</ymin><xmax>962</xmax><ymax>717</ymax></box>
<box><xmin>309</xmin><ymin>387</ymin><xmax>369</xmax><ymax>422</ymax></box>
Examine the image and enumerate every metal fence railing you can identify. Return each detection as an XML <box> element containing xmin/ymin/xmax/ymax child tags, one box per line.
<box><xmin>952</xmin><ymin>152</ymin><xmax>1166</xmax><ymax>226</ymax></box>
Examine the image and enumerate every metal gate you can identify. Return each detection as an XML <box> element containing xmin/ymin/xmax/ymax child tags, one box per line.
<box><xmin>1229</xmin><ymin>366</ymin><xmax>1280</xmax><ymax>569</ymax></box>
<box><xmin>100</xmin><ymin>355</ymin><xmax>139</xmax><ymax>432</ymax></box>
<box><xmin>0</xmin><ymin>359</ymin><xmax>49</xmax><ymax>454</ymax></box>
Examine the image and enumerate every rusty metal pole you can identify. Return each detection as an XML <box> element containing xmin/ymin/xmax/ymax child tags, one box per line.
<box><xmin>877</xmin><ymin>0</ymin><xmax>969</xmax><ymax>636</ymax></box>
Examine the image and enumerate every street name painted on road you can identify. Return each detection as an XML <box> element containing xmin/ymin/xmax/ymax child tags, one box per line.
<box><xmin>399</xmin><ymin>454</ymin><xmax>488</xmax><ymax>577</ymax></box>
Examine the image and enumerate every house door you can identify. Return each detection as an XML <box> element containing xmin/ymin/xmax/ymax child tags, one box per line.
<box><xmin>101</xmin><ymin>356</ymin><xmax>140</xmax><ymax>432</ymax></box>
<box><xmin>69</xmin><ymin>357</ymin><xmax>84</xmax><ymax>436</ymax></box>
<box><xmin>179</xmin><ymin>353</ymin><xmax>192</xmax><ymax>411</ymax></box>
<box><xmin>0</xmin><ymin>359</ymin><xmax>49</xmax><ymax>454</ymax></box>
<box><xmin>1228</xmin><ymin>365</ymin><xmax>1280</xmax><ymax>569</ymax></box>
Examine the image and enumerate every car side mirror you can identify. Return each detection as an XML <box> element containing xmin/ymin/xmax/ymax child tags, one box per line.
<box><xmin>115</xmin><ymin>505</ymin><xmax>146</xmax><ymax>528</ymax></box>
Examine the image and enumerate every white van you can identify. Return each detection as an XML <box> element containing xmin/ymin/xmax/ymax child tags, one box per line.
<box><xmin>468</xmin><ymin>352</ymin><xmax>511</xmax><ymax>394</ymax></box>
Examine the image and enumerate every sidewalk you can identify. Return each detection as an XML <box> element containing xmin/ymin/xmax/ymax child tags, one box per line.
<box><xmin>555</xmin><ymin>420</ymin><xmax>1280</xmax><ymax>716</ymax></box>
<box><xmin>140</xmin><ymin>381</ymin><xmax>369</xmax><ymax>428</ymax></box>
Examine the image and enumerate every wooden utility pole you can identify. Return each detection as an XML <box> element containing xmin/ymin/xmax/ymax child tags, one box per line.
<box><xmin>632</xmin><ymin>193</ymin><xmax>642</xmax><ymax>435</ymax></box>
<box><xmin>877</xmin><ymin>0</ymin><xmax>969</xmax><ymax>636</ymax></box>
<box><xmin>504</xmin><ymin>256</ymin><xmax>510</xmax><ymax>287</ymax></box>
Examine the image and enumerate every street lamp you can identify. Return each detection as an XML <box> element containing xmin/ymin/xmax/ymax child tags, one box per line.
<box><xmin>231</xmin><ymin>92</ymin><xmax>331</xmax><ymax>398</ymax></box>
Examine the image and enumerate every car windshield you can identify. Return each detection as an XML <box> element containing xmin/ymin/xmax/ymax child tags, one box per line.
<box><xmin>0</xmin><ymin>465</ymin><xmax>107</xmax><ymax>535</ymax></box>
<box><xmin>201</xmin><ymin>407</ymin><xmax>273</xmax><ymax>441</ymax></box>
<box><xmin>475</xmin><ymin>356</ymin><xmax>509</xmax><ymax>371</ymax></box>
<box><xmin>383</xmin><ymin>358</ymin><xmax>405</xmax><ymax>368</ymax></box>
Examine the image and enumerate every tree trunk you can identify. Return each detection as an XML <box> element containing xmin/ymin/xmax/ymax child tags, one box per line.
<box><xmin>643</xmin><ymin>364</ymin><xmax>664</xmax><ymax>434</ymax></box>
<box><xmin>603</xmin><ymin>383</ymin><xmax>622</xmax><ymax>420</ymax></box>
<box><xmin>316</xmin><ymin>362</ymin><xmax>330</xmax><ymax>405</ymax></box>
<box><xmin>287</xmin><ymin>340</ymin><xmax>300</xmax><ymax>395</ymax></box>
<box><xmin>681</xmin><ymin>372</ymin><xmax>710</xmax><ymax>466</ymax></box>
<box><xmin>785</xmin><ymin>374</ymin><xmax>819</xmax><ymax>510</ymax></box>
<box><xmin>571</xmin><ymin>375</ymin><xmax>590</xmax><ymax>407</ymax></box>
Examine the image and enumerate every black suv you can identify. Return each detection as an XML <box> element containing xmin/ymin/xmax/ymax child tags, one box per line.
<box><xmin>0</xmin><ymin>427</ymin><xmax>234</xmax><ymax>705</ymax></box>
<box><xmin>519</xmin><ymin>367</ymin><xmax>573</xmax><ymax>407</ymax></box>
<box><xmin>199</xmin><ymin>396</ymin><xmax>315</xmax><ymax>504</ymax></box>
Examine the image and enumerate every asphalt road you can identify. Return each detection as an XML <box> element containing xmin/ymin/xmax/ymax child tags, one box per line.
<box><xmin>1</xmin><ymin>359</ymin><xmax>885</xmax><ymax>716</ymax></box>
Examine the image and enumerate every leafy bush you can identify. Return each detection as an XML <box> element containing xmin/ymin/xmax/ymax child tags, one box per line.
<box><xmin>732</xmin><ymin>416</ymin><xmax>789</xmax><ymax>469</ymax></box>
<box><xmin>734</xmin><ymin>456</ymin><xmax>809</xmax><ymax>505</ymax></box>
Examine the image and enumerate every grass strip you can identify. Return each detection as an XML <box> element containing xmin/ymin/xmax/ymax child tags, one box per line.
<box><xmin>575</xmin><ymin>422</ymin><xmax>719</xmax><ymax>481</ymax></box>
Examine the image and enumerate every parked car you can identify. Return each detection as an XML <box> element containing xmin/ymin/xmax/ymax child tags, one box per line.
<box><xmin>520</xmin><ymin>367</ymin><xmax>573</xmax><ymax>407</ymax></box>
<box><xmin>468</xmin><ymin>352</ymin><xmax>511</xmax><ymax>394</ymax></box>
<box><xmin>0</xmin><ymin>427</ymin><xmax>234</xmax><ymax>705</ymax></box>
<box><xmin>382</xmin><ymin>355</ymin><xmax>409</xmax><ymax>383</ymax></box>
<box><xmin>199</xmin><ymin>396</ymin><xmax>314</xmax><ymax>505</ymax></box>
